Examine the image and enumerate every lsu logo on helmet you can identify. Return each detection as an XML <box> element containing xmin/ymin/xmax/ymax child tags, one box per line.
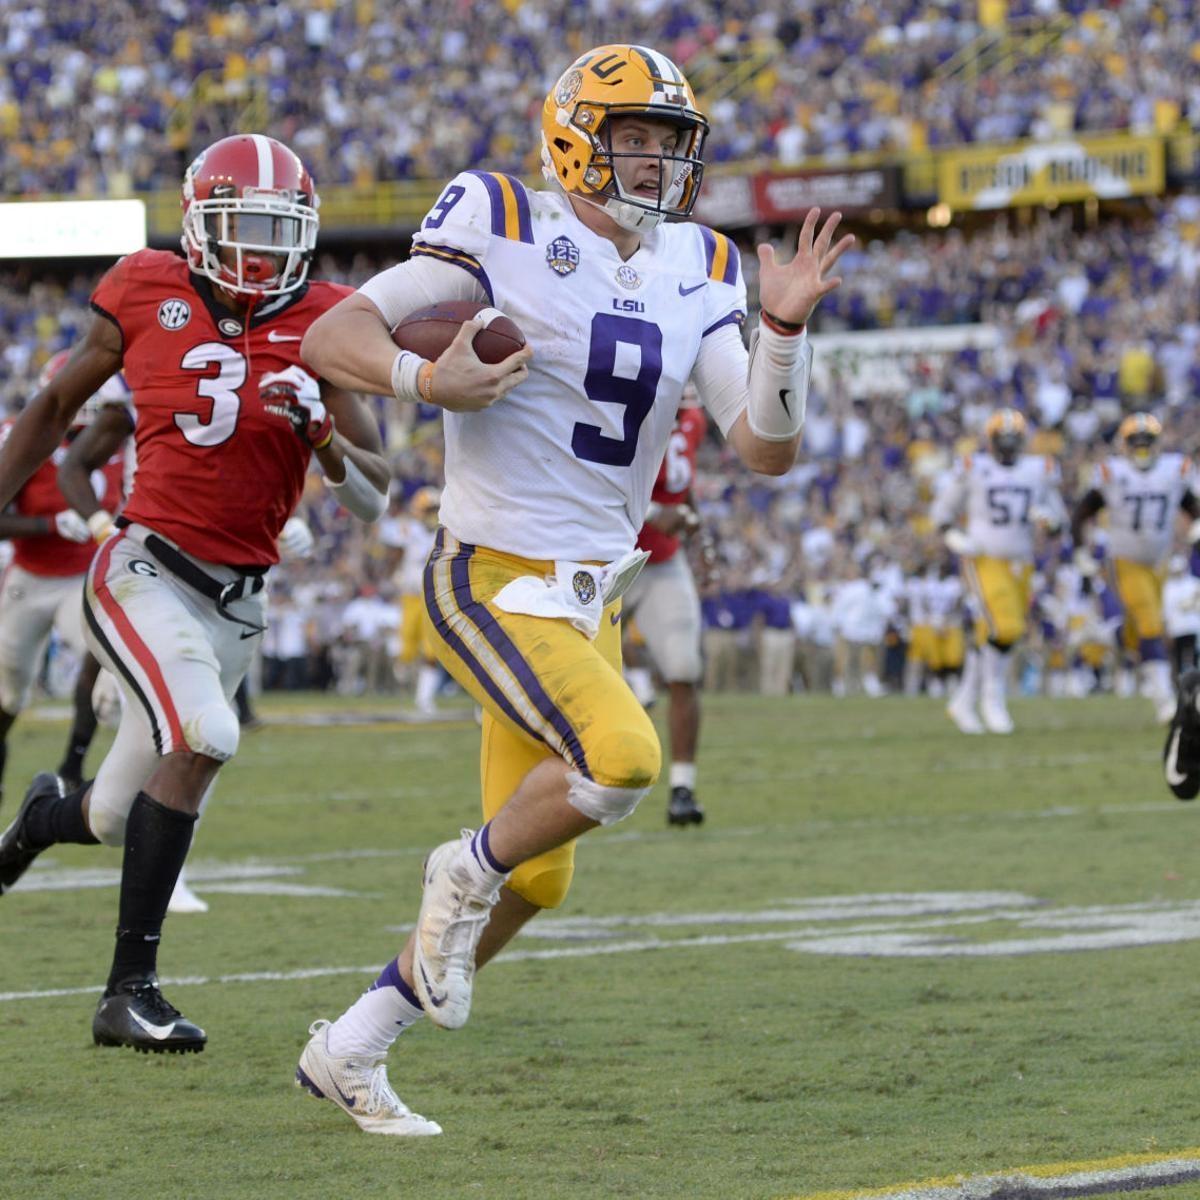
<box><xmin>540</xmin><ymin>44</ymin><xmax>709</xmax><ymax>233</ymax></box>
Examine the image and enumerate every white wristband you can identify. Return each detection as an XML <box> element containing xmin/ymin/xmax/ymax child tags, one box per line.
<box><xmin>745</xmin><ymin>324</ymin><xmax>811</xmax><ymax>442</ymax></box>
<box><xmin>390</xmin><ymin>349</ymin><xmax>427</xmax><ymax>403</ymax></box>
<box><xmin>325</xmin><ymin>455</ymin><xmax>388</xmax><ymax>522</ymax></box>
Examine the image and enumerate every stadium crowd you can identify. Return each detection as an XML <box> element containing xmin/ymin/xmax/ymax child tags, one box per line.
<box><xmin>3</xmin><ymin>0</ymin><xmax>1200</xmax><ymax>196</ymax></box>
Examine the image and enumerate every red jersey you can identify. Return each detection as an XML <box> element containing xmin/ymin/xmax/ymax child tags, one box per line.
<box><xmin>0</xmin><ymin>421</ymin><xmax>126</xmax><ymax>577</ymax></box>
<box><xmin>90</xmin><ymin>249</ymin><xmax>353</xmax><ymax>566</ymax></box>
<box><xmin>636</xmin><ymin>405</ymin><xmax>707</xmax><ymax>564</ymax></box>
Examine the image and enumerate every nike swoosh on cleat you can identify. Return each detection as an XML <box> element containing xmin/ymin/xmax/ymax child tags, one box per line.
<box><xmin>1165</xmin><ymin>728</ymin><xmax>1190</xmax><ymax>787</ymax></box>
<box><xmin>677</xmin><ymin>282</ymin><xmax>705</xmax><ymax>297</ymax></box>
<box><xmin>128</xmin><ymin>1010</ymin><xmax>178</xmax><ymax>1040</ymax></box>
<box><xmin>267</xmin><ymin>331</ymin><xmax>302</xmax><ymax>342</ymax></box>
<box><xmin>336</xmin><ymin>1087</ymin><xmax>358</xmax><ymax>1108</ymax></box>
<box><xmin>779</xmin><ymin>389</ymin><xmax>792</xmax><ymax>416</ymax></box>
<box><xmin>418</xmin><ymin>963</ymin><xmax>448</xmax><ymax>1007</ymax></box>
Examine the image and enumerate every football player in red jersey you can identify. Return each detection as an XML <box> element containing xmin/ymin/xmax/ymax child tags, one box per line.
<box><xmin>622</xmin><ymin>387</ymin><xmax>710</xmax><ymax>826</ymax></box>
<box><xmin>0</xmin><ymin>353</ymin><xmax>130</xmax><ymax>809</ymax></box>
<box><xmin>0</xmin><ymin>134</ymin><xmax>390</xmax><ymax>1054</ymax></box>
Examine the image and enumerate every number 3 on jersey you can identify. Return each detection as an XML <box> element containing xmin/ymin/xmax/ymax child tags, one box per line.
<box><xmin>571</xmin><ymin>313</ymin><xmax>662</xmax><ymax>468</ymax></box>
<box><xmin>176</xmin><ymin>341</ymin><xmax>247</xmax><ymax>447</ymax></box>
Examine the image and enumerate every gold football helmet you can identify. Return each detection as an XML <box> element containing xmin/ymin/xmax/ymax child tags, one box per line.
<box><xmin>541</xmin><ymin>44</ymin><xmax>708</xmax><ymax>232</ymax></box>
<box><xmin>1118</xmin><ymin>411</ymin><xmax>1162</xmax><ymax>470</ymax></box>
<box><xmin>984</xmin><ymin>408</ymin><xmax>1027</xmax><ymax>466</ymax></box>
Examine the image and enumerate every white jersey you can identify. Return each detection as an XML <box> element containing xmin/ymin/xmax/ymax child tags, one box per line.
<box><xmin>927</xmin><ymin>574</ymin><xmax>964</xmax><ymax>631</ymax></box>
<box><xmin>931</xmin><ymin>451</ymin><xmax>1063</xmax><ymax>561</ymax></box>
<box><xmin>1088</xmin><ymin>452</ymin><xmax>1196</xmax><ymax>566</ymax></box>
<box><xmin>362</xmin><ymin>171</ymin><xmax>747</xmax><ymax>561</ymax></box>
<box><xmin>1164</xmin><ymin>571</ymin><xmax>1200</xmax><ymax>638</ymax></box>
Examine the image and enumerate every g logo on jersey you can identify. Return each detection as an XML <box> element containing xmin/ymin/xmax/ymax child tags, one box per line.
<box><xmin>546</xmin><ymin>236</ymin><xmax>580</xmax><ymax>277</ymax></box>
<box><xmin>129</xmin><ymin>559</ymin><xmax>159</xmax><ymax>578</ymax></box>
<box><xmin>572</xmin><ymin>570</ymin><xmax>597</xmax><ymax>605</ymax></box>
<box><xmin>158</xmin><ymin>299</ymin><xmax>191</xmax><ymax>331</ymax></box>
<box><xmin>218</xmin><ymin>318</ymin><xmax>243</xmax><ymax>337</ymax></box>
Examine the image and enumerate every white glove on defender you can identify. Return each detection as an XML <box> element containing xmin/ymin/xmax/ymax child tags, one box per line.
<box><xmin>277</xmin><ymin>516</ymin><xmax>315</xmax><ymax>559</ymax></box>
<box><xmin>54</xmin><ymin>509</ymin><xmax>91</xmax><ymax>543</ymax></box>
<box><xmin>943</xmin><ymin>528</ymin><xmax>973</xmax><ymax>557</ymax></box>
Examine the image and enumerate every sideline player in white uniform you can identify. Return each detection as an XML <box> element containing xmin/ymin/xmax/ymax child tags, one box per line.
<box><xmin>295</xmin><ymin>42</ymin><xmax>854</xmax><ymax>1136</ymax></box>
<box><xmin>0</xmin><ymin>134</ymin><xmax>389</xmax><ymax>1054</ymax></box>
<box><xmin>932</xmin><ymin>408</ymin><xmax>1065</xmax><ymax>734</ymax></box>
<box><xmin>1071</xmin><ymin>412</ymin><xmax>1200</xmax><ymax>722</ymax></box>
<box><xmin>0</xmin><ymin>353</ymin><xmax>130</xmax><ymax>807</ymax></box>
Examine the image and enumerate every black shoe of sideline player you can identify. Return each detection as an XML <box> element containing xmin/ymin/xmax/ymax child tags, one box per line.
<box><xmin>1164</xmin><ymin>669</ymin><xmax>1200</xmax><ymax>800</ymax></box>
<box><xmin>667</xmin><ymin>786</ymin><xmax>705</xmax><ymax>826</ymax></box>
<box><xmin>93</xmin><ymin>977</ymin><xmax>207</xmax><ymax>1054</ymax></box>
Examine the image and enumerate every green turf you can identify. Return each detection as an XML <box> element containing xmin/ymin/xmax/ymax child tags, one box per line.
<box><xmin>2</xmin><ymin>692</ymin><xmax>1197</xmax><ymax>1200</ymax></box>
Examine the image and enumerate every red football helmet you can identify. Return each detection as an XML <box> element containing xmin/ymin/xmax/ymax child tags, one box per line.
<box><xmin>181</xmin><ymin>134</ymin><xmax>319</xmax><ymax>298</ymax></box>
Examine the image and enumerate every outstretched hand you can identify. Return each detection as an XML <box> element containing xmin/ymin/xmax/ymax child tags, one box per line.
<box><xmin>756</xmin><ymin>208</ymin><xmax>856</xmax><ymax>329</ymax></box>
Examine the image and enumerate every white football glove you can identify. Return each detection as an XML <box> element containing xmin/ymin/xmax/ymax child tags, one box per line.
<box><xmin>87</xmin><ymin>509</ymin><xmax>116</xmax><ymax>543</ymax></box>
<box><xmin>53</xmin><ymin>509</ymin><xmax>91</xmax><ymax>543</ymax></box>
<box><xmin>943</xmin><ymin>527</ymin><xmax>973</xmax><ymax>557</ymax></box>
<box><xmin>259</xmin><ymin>365</ymin><xmax>321</xmax><ymax>406</ymax></box>
<box><xmin>277</xmin><ymin>515</ymin><xmax>315</xmax><ymax>559</ymax></box>
<box><xmin>1073</xmin><ymin>545</ymin><xmax>1099</xmax><ymax>576</ymax></box>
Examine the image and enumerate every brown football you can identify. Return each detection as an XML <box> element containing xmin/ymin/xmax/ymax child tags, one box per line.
<box><xmin>390</xmin><ymin>300</ymin><xmax>526</xmax><ymax>365</ymax></box>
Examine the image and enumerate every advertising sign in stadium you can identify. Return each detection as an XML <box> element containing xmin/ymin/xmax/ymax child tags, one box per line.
<box><xmin>754</xmin><ymin>167</ymin><xmax>900</xmax><ymax>219</ymax></box>
<box><xmin>939</xmin><ymin>134</ymin><xmax>1164</xmax><ymax>210</ymax></box>
<box><xmin>692</xmin><ymin>167</ymin><xmax>900</xmax><ymax>227</ymax></box>
<box><xmin>0</xmin><ymin>200</ymin><xmax>147</xmax><ymax>258</ymax></box>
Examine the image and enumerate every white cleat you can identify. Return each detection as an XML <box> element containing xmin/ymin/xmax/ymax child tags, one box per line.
<box><xmin>980</xmin><ymin>698</ymin><xmax>1015</xmax><ymax>735</ymax></box>
<box><xmin>412</xmin><ymin>830</ymin><xmax>500</xmax><ymax>1030</ymax></box>
<box><xmin>946</xmin><ymin>699</ymin><xmax>985</xmax><ymax>735</ymax></box>
<box><xmin>168</xmin><ymin>874</ymin><xmax>209</xmax><ymax>915</ymax></box>
<box><xmin>296</xmin><ymin>1020</ymin><xmax>441</xmax><ymax>1136</ymax></box>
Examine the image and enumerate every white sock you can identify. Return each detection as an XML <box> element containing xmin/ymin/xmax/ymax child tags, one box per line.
<box><xmin>327</xmin><ymin>960</ymin><xmax>424</xmax><ymax>1056</ymax></box>
<box><xmin>415</xmin><ymin>665</ymin><xmax>440</xmax><ymax>709</ymax></box>
<box><xmin>669</xmin><ymin>762</ymin><xmax>696</xmax><ymax>790</ymax></box>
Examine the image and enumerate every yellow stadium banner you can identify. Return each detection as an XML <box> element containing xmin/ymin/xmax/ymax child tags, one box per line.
<box><xmin>938</xmin><ymin>134</ymin><xmax>1164</xmax><ymax>210</ymax></box>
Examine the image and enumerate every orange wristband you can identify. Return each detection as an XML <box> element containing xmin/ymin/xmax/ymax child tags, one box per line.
<box><xmin>418</xmin><ymin>361</ymin><xmax>434</xmax><ymax>404</ymax></box>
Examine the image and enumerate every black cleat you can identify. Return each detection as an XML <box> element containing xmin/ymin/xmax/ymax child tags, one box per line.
<box><xmin>1164</xmin><ymin>669</ymin><xmax>1200</xmax><ymax>801</ymax></box>
<box><xmin>0</xmin><ymin>772</ymin><xmax>63</xmax><ymax>894</ymax></box>
<box><xmin>92</xmin><ymin>977</ymin><xmax>206</xmax><ymax>1054</ymax></box>
<box><xmin>667</xmin><ymin>785</ymin><xmax>705</xmax><ymax>826</ymax></box>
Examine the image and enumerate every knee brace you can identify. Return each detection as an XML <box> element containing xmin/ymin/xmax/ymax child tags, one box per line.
<box><xmin>566</xmin><ymin>771</ymin><xmax>651</xmax><ymax>826</ymax></box>
<box><xmin>185</xmin><ymin>701</ymin><xmax>240</xmax><ymax>761</ymax></box>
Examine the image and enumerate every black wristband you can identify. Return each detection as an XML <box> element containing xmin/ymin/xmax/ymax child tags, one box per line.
<box><xmin>760</xmin><ymin>308</ymin><xmax>806</xmax><ymax>334</ymax></box>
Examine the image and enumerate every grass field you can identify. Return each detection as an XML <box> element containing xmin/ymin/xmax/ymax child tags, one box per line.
<box><xmin>3</xmin><ymin>690</ymin><xmax>1199</xmax><ymax>1200</ymax></box>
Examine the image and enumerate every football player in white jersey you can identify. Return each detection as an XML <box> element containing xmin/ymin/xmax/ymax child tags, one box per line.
<box><xmin>931</xmin><ymin>408</ymin><xmax>1065</xmax><ymax>734</ymax></box>
<box><xmin>1071</xmin><ymin>412</ymin><xmax>1200</xmax><ymax>722</ymax></box>
<box><xmin>294</xmin><ymin>42</ymin><xmax>854</xmax><ymax>1136</ymax></box>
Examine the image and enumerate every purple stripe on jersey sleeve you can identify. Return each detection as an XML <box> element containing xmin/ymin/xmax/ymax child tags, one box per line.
<box><xmin>409</xmin><ymin>245</ymin><xmax>494</xmax><ymax>303</ymax></box>
<box><xmin>702</xmin><ymin>310</ymin><xmax>746</xmax><ymax>337</ymax></box>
